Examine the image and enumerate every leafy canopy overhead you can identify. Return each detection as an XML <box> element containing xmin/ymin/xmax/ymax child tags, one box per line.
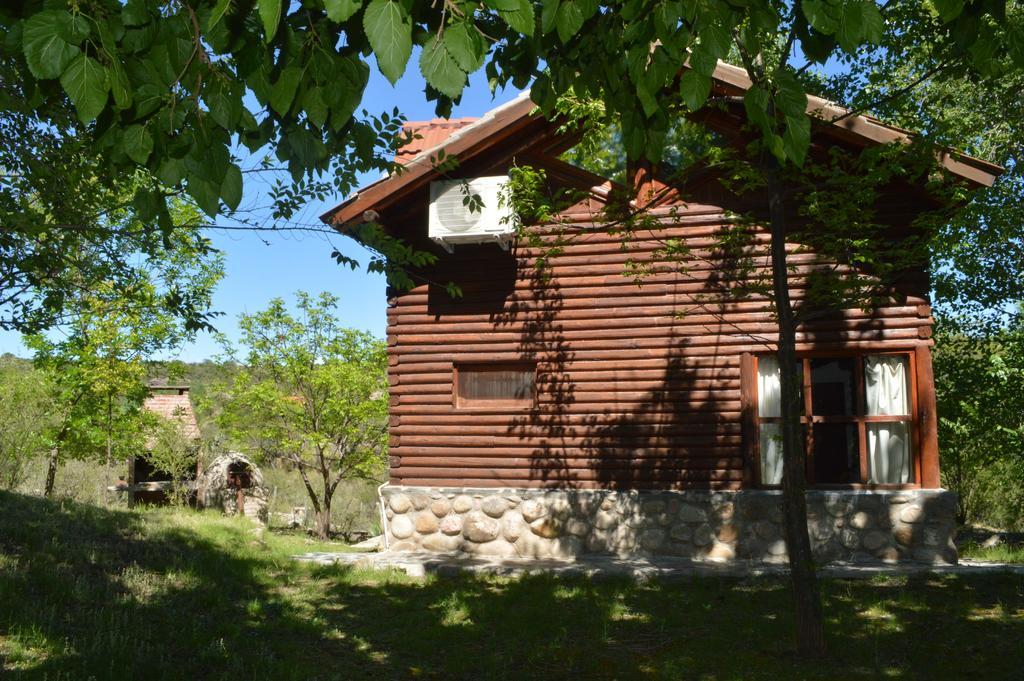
<box><xmin>4</xmin><ymin>0</ymin><xmax>1019</xmax><ymax>227</ymax></box>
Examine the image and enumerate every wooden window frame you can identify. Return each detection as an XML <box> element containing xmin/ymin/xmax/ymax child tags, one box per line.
<box><xmin>748</xmin><ymin>349</ymin><xmax>922</xmax><ymax>490</ymax></box>
<box><xmin>452</xmin><ymin>361</ymin><xmax>537</xmax><ymax>410</ymax></box>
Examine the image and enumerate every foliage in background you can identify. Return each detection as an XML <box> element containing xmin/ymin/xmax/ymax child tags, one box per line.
<box><xmin>25</xmin><ymin>228</ymin><xmax>222</xmax><ymax>498</ymax></box>
<box><xmin>143</xmin><ymin>413</ymin><xmax>200</xmax><ymax>506</ymax></box>
<box><xmin>0</xmin><ymin>358</ymin><xmax>53</xmax><ymax>489</ymax></box>
<box><xmin>934</xmin><ymin>312</ymin><xmax>1024</xmax><ymax>529</ymax></box>
<box><xmin>219</xmin><ymin>291</ymin><xmax>388</xmax><ymax>539</ymax></box>
<box><xmin>825</xmin><ymin>3</ymin><xmax>1024</xmax><ymax>321</ymax></box>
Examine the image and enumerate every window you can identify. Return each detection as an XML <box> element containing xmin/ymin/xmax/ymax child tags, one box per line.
<box><xmin>454</xmin><ymin>362</ymin><xmax>536</xmax><ymax>408</ymax></box>
<box><xmin>755</xmin><ymin>353</ymin><xmax>916</xmax><ymax>486</ymax></box>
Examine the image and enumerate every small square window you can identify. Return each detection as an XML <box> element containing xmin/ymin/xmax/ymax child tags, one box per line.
<box><xmin>455</xmin><ymin>362</ymin><xmax>536</xmax><ymax>408</ymax></box>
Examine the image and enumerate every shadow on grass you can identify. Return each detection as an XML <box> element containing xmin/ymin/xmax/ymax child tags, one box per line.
<box><xmin>1</xmin><ymin>490</ymin><xmax>1022</xmax><ymax>680</ymax></box>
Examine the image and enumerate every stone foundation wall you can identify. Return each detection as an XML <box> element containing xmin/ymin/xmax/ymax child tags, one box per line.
<box><xmin>381</xmin><ymin>487</ymin><xmax>958</xmax><ymax>564</ymax></box>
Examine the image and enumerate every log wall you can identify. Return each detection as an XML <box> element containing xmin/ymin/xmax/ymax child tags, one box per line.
<box><xmin>386</xmin><ymin>204</ymin><xmax>935</xmax><ymax>489</ymax></box>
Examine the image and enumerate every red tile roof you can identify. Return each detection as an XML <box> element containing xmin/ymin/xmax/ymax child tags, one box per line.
<box><xmin>395</xmin><ymin>118</ymin><xmax>478</xmax><ymax>164</ymax></box>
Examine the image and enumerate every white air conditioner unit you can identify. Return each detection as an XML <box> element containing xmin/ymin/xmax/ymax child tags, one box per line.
<box><xmin>428</xmin><ymin>176</ymin><xmax>516</xmax><ymax>252</ymax></box>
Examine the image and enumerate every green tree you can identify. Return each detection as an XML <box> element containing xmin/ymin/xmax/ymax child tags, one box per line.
<box><xmin>0</xmin><ymin>358</ymin><xmax>54</xmax><ymax>489</ymax></box>
<box><xmin>0</xmin><ymin>94</ymin><xmax>223</xmax><ymax>333</ymax></box>
<box><xmin>934</xmin><ymin>314</ymin><xmax>1024</xmax><ymax>527</ymax></box>
<box><xmin>219</xmin><ymin>292</ymin><xmax>388</xmax><ymax>540</ymax></box>
<box><xmin>823</xmin><ymin>2</ymin><xmax>1024</xmax><ymax>320</ymax></box>
<box><xmin>143</xmin><ymin>412</ymin><xmax>202</xmax><ymax>506</ymax></box>
<box><xmin>27</xmin><ymin>228</ymin><xmax>222</xmax><ymax>498</ymax></box>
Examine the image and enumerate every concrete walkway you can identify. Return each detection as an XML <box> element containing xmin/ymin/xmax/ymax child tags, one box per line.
<box><xmin>293</xmin><ymin>549</ymin><xmax>1024</xmax><ymax>580</ymax></box>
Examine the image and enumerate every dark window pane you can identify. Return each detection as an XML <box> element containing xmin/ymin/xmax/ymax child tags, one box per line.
<box><xmin>810</xmin><ymin>358</ymin><xmax>856</xmax><ymax>416</ymax></box>
<box><xmin>812</xmin><ymin>423</ymin><xmax>860</xmax><ymax>484</ymax></box>
<box><xmin>457</xmin><ymin>364</ymin><xmax>535</xmax><ymax>403</ymax></box>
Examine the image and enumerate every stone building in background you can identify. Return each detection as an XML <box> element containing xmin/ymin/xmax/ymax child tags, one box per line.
<box><xmin>125</xmin><ymin>384</ymin><xmax>202</xmax><ymax>506</ymax></box>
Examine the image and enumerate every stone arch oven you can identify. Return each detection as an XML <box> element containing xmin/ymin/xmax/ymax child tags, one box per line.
<box><xmin>197</xmin><ymin>452</ymin><xmax>269</xmax><ymax>523</ymax></box>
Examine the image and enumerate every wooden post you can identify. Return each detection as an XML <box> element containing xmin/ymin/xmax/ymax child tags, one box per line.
<box><xmin>915</xmin><ymin>344</ymin><xmax>941</xmax><ymax>488</ymax></box>
<box><xmin>740</xmin><ymin>352</ymin><xmax>757</xmax><ymax>486</ymax></box>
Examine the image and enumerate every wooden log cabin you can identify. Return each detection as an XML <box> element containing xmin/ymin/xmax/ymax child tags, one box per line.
<box><xmin>321</xmin><ymin>62</ymin><xmax>1001</xmax><ymax>563</ymax></box>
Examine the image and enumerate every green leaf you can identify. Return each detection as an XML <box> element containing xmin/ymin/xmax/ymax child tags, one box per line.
<box><xmin>654</xmin><ymin>0</ymin><xmax>682</xmax><ymax>41</ymax></box>
<box><xmin>930</xmin><ymin>0</ymin><xmax>965</xmax><ymax>23</ymax></box>
<box><xmin>206</xmin><ymin>79</ymin><xmax>242</xmax><ymax>129</ymax></box>
<box><xmin>485</xmin><ymin>0</ymin><xmax>535</xmax><ymax>36</ymax></box>
<box><xmin>363</xmin><ymin>0</ymin><xmax>413</xmax><ymax>84</ymax></box>
<box><xmin>541</xmin><ymin>0</ymin><xmax>560</xmax><ymax>34</ymax></box>
<box><xmin>859</xmin><ymin>1</ymin><xmax>883</xmax><ymax>43</ymax></box>
<box><xmin>132</xmin><ymin>187</ymin><xmax>162</xmax><ymax>221</ymax></box>
<box><xmin>782</xmin><ymin>114</ymin><xmax>810</xmax><ymax>166</ymax></box>
<box><xmin>270</xmin><ymin>67</ymin><xmax>302</xmax><ymax>115</ymax></box>
<box><xmin>775</xmin><ymin>70</ymin><xmax>807</xmax><ymax>118</ymax></box>
<box><xmin>108</xmin><ymin>61</ymin><xmax>131</xmax><ymax>109</ymax></box>
<box><xmin>699</xmin><ymin>20</ymin><xmax>730</xmax><ymax>58</ymax></box>
<box><xmin>743</xmin><ymin>85</ymin><xmax>771</xmax><ymax>134</ymax></box>
<box><xmin>122</xmin><ymin>124</ymin><xmax>154</xmax><ymax>164</ymax></box>
<box><xmin>801</xmin><ymin>0</ymin><xmax>838</xmax><ymax>35</ymax></box>
<box><xmin>556</xmin><ymin>0</ymin><xmax>585</xmax><ymax>42</ymax></box>
<box><xmin>187</xmin><ymin>174</ymin><xmax>221</xmax><ymax>216</ymax></box>
<box><xmin>207</xmin><ymin>0</ymin><xmax>233</xmax><ymax>30</ymax></box>
<box><xmin>302</xmin><ymin>86</ymin><xmax>329</xmax><ymax>128</ymax></box>
<box><xmin>1008</xmin><ymin>27</ymin><xmax>1024</xmax><ymax>68</ymax></box>
<box><xmin>679</xmin><ymin>70</ymin><xmax>711</xmax><ymax>111</ymax></box>
<box><xmin>156</xmin><ymin>157</ymin><xmax>186</xmax><ymax>186</ymax></box>
<box><xmin>325</xmin><ymin>0</ymin><xmax>363</xmax><ymax>22</ymax></box>
<box><xmin>444</xmin><ymin>22</ymin><xmax>485</xmax><ymax>73</ymax></box>
<box><xmin>221</xmin><ymin>164</ymin><xmax>243</xmax><ymax>211</ymax></box>
<box><xmin>837</xmin><ymin>0</ymin><xmax>882</xmax><ymax>52</ymax></box>
<box><xmin>258</xmin><ymin>0</ymin><xmax>282</xmax><ymax>42</ymax></box>
<box><xmin>688</xmin><ymin>43</ymin><xmax>717</xmax><ymax>77</ymax></box>
<box><xmin>135</xmin><ymin>83</ymin><xmax>164</xmax><ymax>118</ymax></box>
<box><xmin>420</xmin><ymin>35</ymin><xmax>466</xmax><ymax>99</ymax></box>
<box><xmin>22</xmin><ymin>10</ymin><xmax>81</xmax><ymax>79</ymax></box>
<box><xmin>123</xmin><ymin>0</ymin><xmax>151</xmax><ymax>26</ymax></box>
<box><xmin>59</xmin><ymin>54</ymin><xmax>110</xmax><ymax>123</ymax></box>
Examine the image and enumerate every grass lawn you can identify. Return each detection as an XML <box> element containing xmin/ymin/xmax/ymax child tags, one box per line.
<box><xmin>1</xmin><ymin>491</ymin><xmax>1022</xmax><ymax>680</ymax></box>
<box><xmin>960</xmin><ymin>541</ymin><xmax>1024</xmax><ymax>564</ymax></box>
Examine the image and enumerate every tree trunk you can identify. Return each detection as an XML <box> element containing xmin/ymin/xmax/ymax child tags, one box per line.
<box><xmin>766</xmin><ymin>159</ymin><xmax>827</xmax><ymax>658</ymax></box>
<box><xmin>44</xmin><ymin>448</ymin><xmax>59</xmax><ymax>499</ymax></box>
<box><xmin>316</xmin><ymin>479</ymin><xmax>334</xmax><ymax>540</ymax></box>
<box><xmin>104</xmin><ymin>396</ymin><xmax>112</xmax><ymax>507</ymax></box>
<box><xmin>294</xmin><ymin>459</ymin><xmax>324</xmax><ymax>536</ymax></box>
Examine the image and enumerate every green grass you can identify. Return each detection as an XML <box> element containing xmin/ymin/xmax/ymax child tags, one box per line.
<box><xmin>960</xmin><ymin>542</ymin><xmax>1024</xmax><ymax>564</ymax></box>
<box><xmin>1</xmin><ymin>491</ymin><xmax>1023</xmax><ymax>680</ymax></box>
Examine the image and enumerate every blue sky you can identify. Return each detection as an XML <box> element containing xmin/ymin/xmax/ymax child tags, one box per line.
<box><xmin>0</xmin><ymin>55</ymin><xmax>522</xmax><ymax>362</ymax></box>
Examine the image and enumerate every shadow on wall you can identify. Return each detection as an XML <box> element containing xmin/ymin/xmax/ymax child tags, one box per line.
<box><xmin>498</xmin><ymin>231</ymin><xmax>745</xmax><ymax>492</ymax></box>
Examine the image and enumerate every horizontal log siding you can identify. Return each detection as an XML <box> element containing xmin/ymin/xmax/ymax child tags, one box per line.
<box><xmin>387</xmin><ymin>210</ymin><xmax>932</xmax><ymax>488</ymax></box>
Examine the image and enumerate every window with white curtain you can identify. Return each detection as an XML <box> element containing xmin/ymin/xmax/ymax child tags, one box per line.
<box><xmin>754</xmin><ymin>352</ymin><xmax>915</xmax><ymax>486</ymax></box>
<box><xmin>864</xmin><ymin>355</ymin><xmax>912</xmax><ymax>484</ymax></box>
<box><xmin>757</xmin><ymin>355</ymin><xmax>784</xmax><ymax>485</ymax></box>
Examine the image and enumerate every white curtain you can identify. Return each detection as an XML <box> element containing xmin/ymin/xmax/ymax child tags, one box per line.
<box><xmin>759</xmin><ymin>424</ymin><xmax>784</xmax><ymax>485</ymax></box>
<box><xmin>865</xmin><ymin>355</ymin><xmax>912</xmax><ymax>483</ymax></box>
<box><xmin>758</xmin><ymin>356</ymin><xmax>783</xmax><ymax>484</ymax></box>
<box><xmin>758</xmin><ymin>355</ymin><xmax>781</xmax><ymax>418</ymax></box>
